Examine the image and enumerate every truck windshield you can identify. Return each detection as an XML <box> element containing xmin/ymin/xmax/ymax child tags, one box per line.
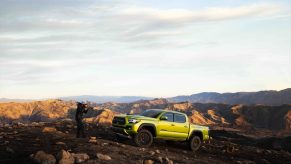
<box><xmin>140</xmin><ymin>110</ymin><xmax>162</xmax><ymax>118</ymax></box>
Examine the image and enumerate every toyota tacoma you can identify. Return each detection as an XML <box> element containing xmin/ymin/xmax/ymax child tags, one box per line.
<box><xmin>111</xmin><ymin>109</ymin><xmax>210</xmax><ymax>151</ymax></box>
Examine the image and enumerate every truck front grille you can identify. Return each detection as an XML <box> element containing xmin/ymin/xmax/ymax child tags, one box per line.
<box><xmin>112</xmin><ymin>117</ymin><xmax>126</xmax><ymax>125</ymax></box>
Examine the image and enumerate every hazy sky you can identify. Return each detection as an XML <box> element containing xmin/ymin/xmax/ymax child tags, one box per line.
<box><xmin>0</xmin><ymin>0</ymin><xmax>290</xmax><ymax>99</ymax></box>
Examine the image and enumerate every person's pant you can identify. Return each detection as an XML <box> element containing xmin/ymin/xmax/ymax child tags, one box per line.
<box><xmin>76</xmin><ymin>120</ymin><xmax>85</xmax><ymax>138</ymax></box>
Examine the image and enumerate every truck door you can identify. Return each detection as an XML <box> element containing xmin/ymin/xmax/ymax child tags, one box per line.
<box><xmin>157</xmin><ymin>112</ymin><xmax>175</xmax><ymax>138</ymax></box>
<box><xmin>172</xmin><ymin>113</ymin><xmax>189</xmax><ymax>139</ymax></box>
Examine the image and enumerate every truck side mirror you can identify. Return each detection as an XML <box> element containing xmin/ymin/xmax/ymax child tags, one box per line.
<box><xmin>160</xmin><ymin>116</ymin><xmax>168</xmax><ymax>120</ymax></box>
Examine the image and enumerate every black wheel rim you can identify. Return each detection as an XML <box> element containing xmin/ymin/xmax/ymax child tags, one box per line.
<box><xmin>192</xmin><ymin>137</ymin><xmax>200</xmax><ymax>150</ymax></box>
<box><xmin>138</xmin><ymin>132</ymin><xmax>150</xmax><ymax>145</ymax></box>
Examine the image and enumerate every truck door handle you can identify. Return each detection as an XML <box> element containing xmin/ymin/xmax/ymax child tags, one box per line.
<box><xmin>171</xmin><ymin>124</ymin><xmax>175</xmax><ymax>126</ymax></box>
<box><xmin>184</xmin><ymin>126</ymin><xmax>188</xmax><ymax>128</ymax></box>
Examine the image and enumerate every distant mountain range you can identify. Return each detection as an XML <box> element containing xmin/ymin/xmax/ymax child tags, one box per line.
<box><xmin>1</xmin><ymin>88</ymin><xmax>290</xmax><ymax>105</ymax></box>
<box><xmin>169</xmin><ymin>88</ymin><xmax>291</xmax><ymax>106</ymax></box>
<box><xmin>59</xmin><ymin>95</ymin><xmax>152</xmax><ymax>103</ymax></box>
<box><xmin>0</xmin><ymin>98</ymin><xmax>34</xmax><ymax>103</ymax></box>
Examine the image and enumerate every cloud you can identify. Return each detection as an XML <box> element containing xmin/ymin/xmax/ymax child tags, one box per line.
<box><xmin>118</xmin><ymin>3</ymin><xmax>282</xmax><ymax>23</ymax></box>
<box><xmin>0</xmin><ymin>2</ymin><xmax>284</xmax><ymax>34</ymax></box>
<box><xmin>0</xmin><ymin>2</ymin><xmax>286</xmax><ymax>51</ymax></box>
<box><xmin>0</xmin><ymin>57</ymin><xmax>101</xmax><ymax>84</ymax></box>
<box><xmin>102</xmin><ymin>3</ymin><xmax>284</xmax><ymax>42</ymax></box>
<box><xmin>0</xmin><ymin>2</ymin><xmax>287</xmax><ymax>63</ymax></box>
<box><xmin>0</xmin><ymin>1</ymin><xmax>290</xmax><ymax>98</ymax></box>
<box><xmin>78</xmin><ymin>3</ymin><xmax>283</xmax><ymax>49</ymax></box>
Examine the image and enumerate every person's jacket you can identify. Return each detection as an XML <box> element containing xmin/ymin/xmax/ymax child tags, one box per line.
<box><xmin>75</xmin><ymin>106</ymin><xmax>88</xmax><ymax>121</ymax></box>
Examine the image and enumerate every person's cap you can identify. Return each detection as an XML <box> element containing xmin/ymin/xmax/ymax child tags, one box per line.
<box><xmin>77</xmin><ymin>101</ymin><xmax>87</xmax><ymax>105</ymax></box>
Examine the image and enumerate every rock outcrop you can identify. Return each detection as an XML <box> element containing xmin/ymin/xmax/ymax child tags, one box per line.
<box><xmin>96</xmin><ymin>153</ymin><xmax>111</xmax><ymax>160</ymax></box>
<box><xmin>84</xmin><ymin>109</ymin><xmax>117</xmax><ymax>125</ymax></box>
<box><xmin>72</xmin><ymin>153</ymin><xmax>90</xmax><ymax>163</ymax></box>
<box><xmin>31</xmin><ymin>151</ymin><xmax>56</xmax><ymax>164</ymax></box>
<box><xmin>0</xmin><ymin>99</ymin><xmax>75</xmax><ymax>123</ymax></box>
<box><xmin>57</xmin><ymin>150</ymin><xmax>74</xmax><ymax>164</ymax></box>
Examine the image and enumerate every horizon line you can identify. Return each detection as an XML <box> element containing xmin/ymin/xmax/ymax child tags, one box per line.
<box><xmin>1</xmin><ymin>88</ymin><xmax>290</xmax><ymax>100</ymax></box>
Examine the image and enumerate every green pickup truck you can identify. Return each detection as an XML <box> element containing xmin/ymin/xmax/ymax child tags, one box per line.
<box><xmin>111</xmin><ymin>109</ymin><xmax>210</xmax><ymax>151</ymax></box>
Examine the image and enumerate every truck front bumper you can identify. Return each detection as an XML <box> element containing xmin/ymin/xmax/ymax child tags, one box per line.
<box><xmin>111</xmin><ymin>126</ymin><xmax>134</xmax><ymax>139</ymax></box>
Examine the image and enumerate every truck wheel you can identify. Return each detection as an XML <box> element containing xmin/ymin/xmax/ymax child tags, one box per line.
<box><xmin>134</xmin><ymin>129</ymin><xmax>153</xmax><ymax>148</ymax></box>
<box><xmin>189</xmin><ymin>136</ymin><xmax>201</xmax><ymax>152</ymax></box>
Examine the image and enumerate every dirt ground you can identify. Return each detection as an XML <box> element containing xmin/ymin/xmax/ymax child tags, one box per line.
<box><xmin>0</xmin><ymin>121</ymin><xmax>291</xmax><ymax>164</ymax></box>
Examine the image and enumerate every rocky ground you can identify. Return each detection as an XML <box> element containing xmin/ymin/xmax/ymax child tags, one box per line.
<box><xmin>0</xmin><ymin>121</ymin><xmax>291</xmax><ymax>164</ymax></box>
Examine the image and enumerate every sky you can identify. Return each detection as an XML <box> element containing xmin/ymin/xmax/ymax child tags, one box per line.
<box><xmin>0</xmin><ymin>0</ymin><xmax>291</xmax><ymax>99</ymax></box>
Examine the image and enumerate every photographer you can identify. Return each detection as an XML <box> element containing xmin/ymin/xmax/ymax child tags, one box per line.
<box><xmin>75</xmin><ymin>102</ymin><xmax>89</xmax><ymax>138</ymax></box>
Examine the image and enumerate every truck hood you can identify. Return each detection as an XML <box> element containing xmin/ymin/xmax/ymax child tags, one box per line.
<box><xmin>115</xmin><ymin>114</ymin><xmax>157</xmax><ymax>121</ymax></box>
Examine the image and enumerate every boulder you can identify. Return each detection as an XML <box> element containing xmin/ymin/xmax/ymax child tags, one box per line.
<box><xmin>101</xmin><ymin>143</ymin><xmax>108</xmax><ymax>146</ymax></box>
<box><xmin>32</xmin><ymin>151</ymin><xmax>56</xmax><ymax>164</ymax></box>
<box><xmin>72</xmin><ymin>153</ymin><xmax>89</xmax><ymax>163</ymax></box>
<box><xmin>165</xmin><ymin>157</ymin><xmax>174</xmax><ymax>164</ymax></box>
<box><xmin>56</xmin><ymin>142</ymin><xmax>66</xmax><ymax>145</ymax></box>
<box><xmin>139</xmin><ymin>148</ymin><xmax>146</xmax><ymax>151</ymax></box>
<box><xmin>42</xmin><ymin>127</ymin><xmax>57</xmax><ymax>133</ymax></box>
<box><xmin>31</xmin><ymin>122</ymin><xmax>40</xmax><ymax>127</ymax></box>
<box><xmin>96</xmin><ymin>153</ymin><xmax>111</xmax><ymax>160</ymax></box>
<box><xmin>66</xmin><ymin>125</ymin><xmax>73</xmax><ymax>128</ymax></box>
<box><xmin>17</xmin><ymin>122</ymin><xmax>25</xmax><ymax>127</ymax></box>
<box><xmin>57</xmin><ymin>150</ymin><xmax>74</xmax><ymax>164</ymax></box>
<box><xmin>158</xmin><ymin>156</ymin><xmax>163</xmax><ymax>163</ymax></box>
<box><xmin>90</xmin><ymin>137</ymin><xmax>96</xmax><ymax>140</ymax></box>
<box><xmin>143</xmin><ymin>159</ymin><xmax>154</xmax><ymax>164</ymax></box>
<box><xmin>88</xmin><ymin>139</ymin><xmax>97</xmax><ymax>143</ymax></box>
<box><xmin>149</xmin><ymin>151</ymin><xmax>155</xmax><ymax>156</ymax></box>
<box><xmin>4</xmin><ymin>124</ymin><xmax>10</xmax><ymax>128</ymax></box>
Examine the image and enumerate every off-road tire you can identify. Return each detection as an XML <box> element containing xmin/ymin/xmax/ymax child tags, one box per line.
<box><xmin>189</xmin><ymin>136</ymin><xmax>202</xmax><ymax>152</ymax></box>
<box><xmin>134</xmin><ymin>129</ymin><xmax>153</xmax><ymax>148</ymax></box>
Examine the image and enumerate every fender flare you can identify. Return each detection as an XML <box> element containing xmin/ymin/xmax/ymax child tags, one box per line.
<box><xmin>137</xmin><ymin>123</ymin><xmax>157</xmax><ymax>137</ymax></box>
<box><xmin>189</xmin><ymin>130</ymin><xmax>203</xmax><ymax>140</ymax></box>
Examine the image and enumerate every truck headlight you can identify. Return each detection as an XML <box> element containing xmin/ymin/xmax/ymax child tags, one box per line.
<box><xmin>128</xmin><ymin>119</ymin><xmax>139</xmax><ymax>123</ymax></box>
